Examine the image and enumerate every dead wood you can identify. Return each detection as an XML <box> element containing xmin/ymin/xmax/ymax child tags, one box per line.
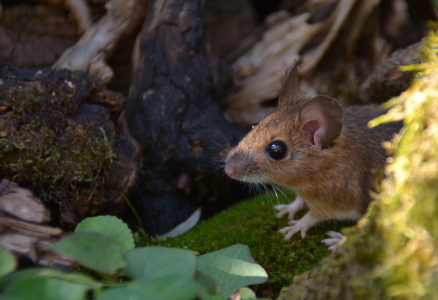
<box><xmin>222</xmin><ymin>0</ymin><xmax>433</xmax><ymax>115</ymax></box>
<box><xmin>0</xmin><ymin>179</ymin><xmax>73</xmax><ymax>269</ymax></box>
<box><xmin>52</xmin><ymin>0</ymin><xmax>147</xmax><ymax>83</ymax></box>
<box><xmin>120</xmin><ymin>0</ymin><xmax>248</xmax><ymax>235</ymax></box>
<box><xmin>0</xmin><ymin>179</ymin><xmax>49</xmax><ymax>224</ymax></box>
<box><xmin>359</xmin><ymin>42</ymin><xmax>422</xmax><ymax>103</ymax></box>
<box><xmin>63</xmin><ymin>0</ymin><xmax>93</xmax><ymax>34</ymax></box>
<box><xmin>222</xmin><ymin>11</ymin><xmax>321</xmax><ymax>112</ymax></box>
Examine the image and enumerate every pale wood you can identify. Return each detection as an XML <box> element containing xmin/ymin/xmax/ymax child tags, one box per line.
<box><xmin>52</xmin><ymin>0</ymin><xmax>147</xmax><ymax>83</ymax></box>
<box><xmin>222</xmin><ymin>12</ymin><xmax>321</xmax><ymax>111</ymax></box>
<box><xmin>0</xmin><ymin>179</ymin><xmax>73</xmax><ymax>269</ymax></box>
<box><xmin>300</xmin><ymin>0</ymin><xmax>357</xmax><ymax>73</ymax></box>
<box><xmin>0</xmin><ymin>179</ymin><xmax>50</xmax><ymax>224</ymax></box>
<box><xmin>0</xmin><ymin>216</ymin><xmax>62</xmax><ymax>238</ymax></box>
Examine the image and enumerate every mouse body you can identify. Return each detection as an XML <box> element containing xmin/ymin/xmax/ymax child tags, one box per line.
<box><xmin>224</xmin><ymin>65</ymin><xmax>402</xmax><ymax>240</ymax></box>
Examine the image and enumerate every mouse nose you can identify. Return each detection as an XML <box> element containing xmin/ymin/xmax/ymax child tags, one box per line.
<box><xmin>225</xmin><ymin>163</ymin><xmax>238</xmax><ymax>178</ymax></box>
<box><xmin>225</xmin><ymin>153</ymin><xmax>252</xmax><ymax>179</ymax></box>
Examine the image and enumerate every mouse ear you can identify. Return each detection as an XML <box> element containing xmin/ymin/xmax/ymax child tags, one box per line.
<box><xmin>299</xmin><ymin>96</ymin><xmax>344</xmax><ymax>150</ymax></box>
<box><xmin>278</xmin><ymin>63</ymin><xmax>301</xmax><ymax>108</ymax></box>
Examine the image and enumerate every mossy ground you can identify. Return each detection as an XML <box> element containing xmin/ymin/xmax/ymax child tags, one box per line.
<box><xmin>138</xmin><ymin>191</ymin><xmax>354</xmax><ymax>298</ymax></box>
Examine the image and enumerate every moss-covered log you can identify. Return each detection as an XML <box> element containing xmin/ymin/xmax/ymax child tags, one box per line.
<box><xmin>278</xmin><ymin>28</ymin><xmax>438</xmax><ymax>300</ymax></box>
<box><xmin>0</xmin><ymin>63</ymin><xmax>125</xmax><ymax>228</ymax></box>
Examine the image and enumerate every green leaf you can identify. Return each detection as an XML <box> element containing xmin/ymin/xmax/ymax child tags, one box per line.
<box><xmin>0</xmin><ymin>268</ymin><xmax>43</xmax><ymax>292</ymax></box>
<box><xmin>236</xmin><ymin>287</ymin><xmax>262</xmax><ymax>300</ymax></box>
<box><xmin>123</xmin><ymin>246</ymin><xmax>197</xmax><ymax>282</ymax></box>
<box><xmin>0</xmin><ymin>268</ymin><xmax>102</xmax><ymax>291</ymax></box>
<box><xmin>46</xmin><ymin>232</ymin><xmax>126</xmax><ymax>275</ymax></box>
<box><xmin>197</xmin><ymin>244</ymin><xmax>268</xmax><ymax>297</ymax></box>
<box><xmin>194</xmin><ymin>271</ymin><xmax>219</xmax><ymax>295</ymax></box>
<box><xmin>75</xmin><ymin>215</ymin><xmax>135</xmax><ymax>252</ymax></box>
<box><xmin>0</xmin><ymin>276</ymin><xmax>93</xmax><ymax>300</ymax></box>
<box><xmin>96</xmin><ymin>276</ymin><xmax>206</xmax><ymax>300</ymax></box>
<box><xmin>35</xmin><ymin>268</ymin><xmax>104</xmax><ymax>287</ymax></box>
<box><xmin>95</xmin><ymin>288</ymin><xmax>148</xmax><ymax>300</ymax></box>
<box><xmin>207</xmin><ymin>296</ymin><xmax>227</xmax><ymax>300</ymax></box>
<box><xmin>0</xmin><ymin>247</ymin><xmax>16</xmax><ymax>277</ymax></box>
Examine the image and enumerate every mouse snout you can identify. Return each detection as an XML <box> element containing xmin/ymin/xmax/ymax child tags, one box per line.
<box><xmin>224</xmin><ymin>154</ymin><xmax>253</xmax><ymax>179</ymax></box>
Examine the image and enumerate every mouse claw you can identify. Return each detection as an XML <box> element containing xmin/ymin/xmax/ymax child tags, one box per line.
<box><xmin>274</xmin><ymin>204</ymin><xmax>290</xmax><ymax>218</ymax></box>
<box><xmin>326</xmin><ymin>231</ymin><xmax>344</xmax><ymax>239</ymax></box>
<box><xmin>274</xmin><ymin>195</ymin><xmax>307</xmax><ymax>220</ymax></box>
<box><xmin>321</xmin><ymin>237</ymin><xmax>340</xmax><ymax>246</ymax></box>
<box><xmin>321</xmin><ymin>231</ymin><xmax>345</xmax><ymax>251</ymax></box>
<box><xmin>280</xmin><ymin>224</ymin><xmax>308</xmax><ymax>240</ymax></box>
<box><xmin>279</xmin><ymin>211</ymin><xmax>319</xmax><ymax>240</ymax></box>
<box><xmin>327</xmin><ymin>245</ymin><xmax>337</xmax><ymax>251</ymax></box>
<box><xmin>279</xmin><ymin>225</ymin><xmax>302</xmax><ymax>240</ymax></box>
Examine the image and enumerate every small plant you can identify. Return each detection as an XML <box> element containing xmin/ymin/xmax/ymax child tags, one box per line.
<box><xmin>0</xmin><ymin>216</ymin><xmax>269</xmax><ymax>300</ymax></box>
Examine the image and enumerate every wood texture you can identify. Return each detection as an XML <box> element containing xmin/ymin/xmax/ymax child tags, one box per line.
<box><xmin>0</xmin><ymin>179</ymin><xmax>73</xmax><ymax>269</ymax></box>
<box><xmin>120</xmin><ymin>0</ymin><xmax>248</xmax><ymax>235</ymax></box>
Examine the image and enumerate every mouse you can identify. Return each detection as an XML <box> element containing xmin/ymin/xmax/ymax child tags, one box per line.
<box><xmin>224</xmin><ymin>64</ymin><xmax>402</xmax><ymax>247</ymax></box>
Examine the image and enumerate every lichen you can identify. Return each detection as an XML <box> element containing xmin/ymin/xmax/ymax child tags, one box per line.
<box><xmin>0</xmin><ymin>79</ymin><xmax>116</xmax><ymax>205</ymax></box>
<box><xmin>278</xmin><ymin>27</ymin><xmax>438</xmax><ymax>300</ymax></box>
<box><xmin>138</xmin><ymin>191</ymin><xmax>351</xmax><ymax>298</ymax></box>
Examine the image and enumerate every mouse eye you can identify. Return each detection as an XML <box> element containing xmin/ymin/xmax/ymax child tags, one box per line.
<box><xmin>266</xmin><ymin>141</ymin><xmax>287</xmax><ymax>160</ymax></box>
<box><xmin>250</xmin><ymin>123</ymin><xmax>258</xmax><ymax>130</ymax></box>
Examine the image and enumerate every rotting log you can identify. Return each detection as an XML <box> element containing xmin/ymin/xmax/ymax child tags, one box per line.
<box><xmin>119</xmin><ymin>0</ymin><xmax>249</xmax><ymax>235</ymax></box>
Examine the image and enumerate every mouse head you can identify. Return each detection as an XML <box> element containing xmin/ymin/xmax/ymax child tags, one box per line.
<box><xmin>224</xmin><ymin>64</ymin><xmax>344</xmax><ymax>188</ymax></box>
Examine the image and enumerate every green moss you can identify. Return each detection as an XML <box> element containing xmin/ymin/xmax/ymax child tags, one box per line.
<box><xmin>279</xmin><ymin>27</ymin><xmax>438</xmax><ymax>300</ymax></box>
<box><xmin>138</xmin><ymin>191</ymin><xmax>352</xmax><ymax>298</ymax></box>
<box><xmin>0</xmin><ymin>81</ymin><xmax>116</xmax><ymax>204</ymax></box>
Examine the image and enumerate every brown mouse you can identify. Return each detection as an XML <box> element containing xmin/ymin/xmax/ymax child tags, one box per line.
<box><xmin>224</xmin><ymin>64</ymin><xmax>402</xmax><ymax>244</ymax></box>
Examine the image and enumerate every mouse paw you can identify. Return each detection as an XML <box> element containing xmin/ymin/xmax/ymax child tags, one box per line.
<box><xmin>321</xmin><ymin>231</ymin><xmax>345</xmax><ymax>251</ymax></box>
<box><xmin>274</xmin><ymin>195</ymin><xmax>306</xmax><ymax>219</ymax></box>
<box><xmin>279</xmin><ymin>211</ymin><xmax>319</xmax><ymax>240</ymax></box>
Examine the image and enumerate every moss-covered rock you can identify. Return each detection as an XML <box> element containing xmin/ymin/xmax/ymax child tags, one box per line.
<box><xmin>278</xmin><ymin>29</ymin><xmax>438</xmax><ymax>300</ymax></box>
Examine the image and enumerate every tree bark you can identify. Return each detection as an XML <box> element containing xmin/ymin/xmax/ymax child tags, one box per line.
<box><xmin>120</xmin><ymin>0</ymin><xmax>248</xmax><ymax>235</ymax></box>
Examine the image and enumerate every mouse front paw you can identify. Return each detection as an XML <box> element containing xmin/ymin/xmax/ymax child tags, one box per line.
<box><xmin>274</xmin><ymin>195</ymin><xmax>306</xmax><ymax>220</ymax></box>
<box><xmin>278</xmin><ymin>211</ymin><xmax>319</xmax><ymax>239</ymax></box>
